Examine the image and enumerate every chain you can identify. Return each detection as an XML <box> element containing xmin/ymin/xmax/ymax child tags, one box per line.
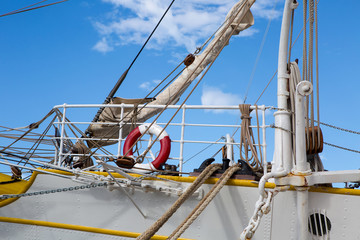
<box><xmin>241</xmin><ymin>196</ymin><xmax>265</xmax><ymax>239</ymax></box>
<box><xmin>269</xmin><ymin>108</ymin><xmax>360</xmax><ymax>136</ymax></box>
<box><xmin>270</xmin><ymin>124</ymin><xmax>294</xmax><ymax>134</ymax></box>
<box><xmin>324</xmin><ymin>142</ymin><xmax>360</xmax><ymax>154</ymax></box>
<box><xmin>320</xmin><ymin>121</ymin><xmax>360</xmax><ymax>135</ymax></box>
<box><xmin>270</xmin><ymin>107</ymin><xmax>294</xmax><ymax>114</ymax></box>
<box><xmin>240</xmin><ymin>189</ymin><xmax>278</xmax><ymax>239</ymax></box>
<box><xmin>0</xmin><ymin>182</ymin><xmax>108</xmax><ymax>200</ymax></box>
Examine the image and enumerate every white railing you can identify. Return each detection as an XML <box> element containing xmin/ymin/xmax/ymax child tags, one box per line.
<box><xmin>52</xmin><ymin>103</ymin><xmax>271</xmax><ymax>174</ymax></box>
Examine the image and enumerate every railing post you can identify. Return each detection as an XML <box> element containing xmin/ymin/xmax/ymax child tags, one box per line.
<box><xmin>261</xmin><ymin>105</ymin><xmax>268</xmax><ymax>174</ymax></box>
<box><xmin>225</xmin><ymin>134</ymin><xmax>234</xmax><ymax>163</ymax></box>
<box><xmin>117</xmin><ymin>103</ymin><xmax>125</xmax><ymax>157</ymax></box>
<box><xmin>179</xmin><ymin>104</ymin><xmax>186</xmax><ymax>176</ymax></box>
<box><xmin>58</xmin><ymin>104</ymin><xmax>67</xmax><ymax>166</ymax></box>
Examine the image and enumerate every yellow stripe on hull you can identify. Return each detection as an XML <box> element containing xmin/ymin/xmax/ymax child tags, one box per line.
<box><xmin>0</xmin><ymin>216</ymin><xmax>194</xmax><ymax>240</ymax></box>
<box><xmin>1</xmin><ymin>168</ymin><xmax>360</xmax><ymax>209</ymax></box>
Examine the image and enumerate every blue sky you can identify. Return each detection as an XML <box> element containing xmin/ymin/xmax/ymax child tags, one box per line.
<box><xmin>1</xmin><ymin>0</ymin><xmax>360</xmax><ymax>175</ymax></box>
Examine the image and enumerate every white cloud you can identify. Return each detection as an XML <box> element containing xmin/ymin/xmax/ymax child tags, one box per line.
<box><xmin>92</xmin><ymin>0</ymin><xmax>281</xmax><ymax>53</ymax></box>
<box><xmin>201</xmin><ymin>85</ymin><xmax>243</xmax><ymax>114</ymax></box>
<box><xmin>139</xmin><ymin>82</ymin><xmax>151</xmax><ymax>90</ymax></box>
<box><xmin>252</xmin><ymin>0</ymin><xmax>282</xmax><ymax>20</ymax></box>
<box><xmin>139</xmin><ymin>79</ymin><xmax>162</xmax><ymax>91</ymax></box>
<box><xmin>92</xmin><ymin>37</ymin><xmax>114</xmax><ymax>53</ymax></box>
<box><xmin>238</xmin><ymin>27</ymin><xmax>259</xmax><ymax>37</ymax></box>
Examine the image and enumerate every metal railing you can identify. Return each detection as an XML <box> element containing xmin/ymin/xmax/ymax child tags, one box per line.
<box><xmin>52</xmin><ymin>103</ymin><xmax>271</xmax><ymax>174</ymax></box>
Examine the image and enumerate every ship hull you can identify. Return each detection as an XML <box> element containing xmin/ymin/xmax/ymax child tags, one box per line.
<box><xmin>1</xmin><ymin>171</ymin><xmax>360</xmax><ymax>239</ymax></box>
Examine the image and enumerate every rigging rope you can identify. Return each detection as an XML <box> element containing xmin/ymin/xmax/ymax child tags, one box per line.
<box><xmin>0</xmin><ymin>109</ymin><xmax>55</xmax><ymax>153</ymax></box>
<box><xmin>122</xmin><ymin>0</ymin><xmax>252</xmax><ymax>161</ymax></box>
<box><xmin>88</xmin><ymin>1</ymin><xmax>253</xmax><ymax>164</ymax></box>
<box><xmin>136</xmin><ymin>164</ymin><xmax>222</xmax><ymax>240</ymax></box>
<box><xmin>288</xmin><ymin>7</ymin><xmax>295</xmax><ymax>67</ymax></box>
<box><xmin>85</xmin><ymin>62</ymin><xmax>185</xmax><ymax>162</ymax></box>
<box><xmin>315</xmin><ymin>0</ymin><xmax>321</xmax><ymax>149</ymax></box>
<box><xmin>168</xmin><ymin>164</ymin><xmax>241</xmax><ymax>240</ymax></box>
<box><xmin>91</xmin><ymin>0</ymin><xmax>176</xmax><ymax>123</ymax></box>
<box><xmin>254</xmin><ymin>1</ymin><xmax>317</xmax><ymax>104</ymax></box>
<box><xmin>127</xmin><ymin>0</ymin><xmax>176</xmax><ymax>72</ymax></box>
<box><xmin>21</xmin><ymin>115</ymin><xmax>57</xmax><ymax>166</ymax></box>
<box><xmin>3</xmin><ymin>0</ymin><xmax>48</xmax><ymax>15</ymax></box>
<box><xmin>243</xmin><ymin>1</ymin><xmax>277</xmax><ymax>103</ymax></box>
<box><xmin>308</xmin><ymin>0</ymin><xmax>315</xmax><ymax>152</ymax></box>
<box><xmin>182</xmin><ymin>136</ymin><xmax>225</xmax><ymax>166</ymax></box>
<box><xmin>0</xmin><ymin>125</ymin><xmax>30</xmax><ymax>133</ymax></box>
<box><xmin>254</xmin><ymin>70</ymin><xmax>277</xmax><ymax>104</ymax></box>
<box><xmin>0</xmin><ymin>0</ymin><xmax>69</xmax><ymax>18</ymax></box>
<box><xmin>137</xmin><ymin>1</ymin><xmax>252</xmax><ymax>161</ymax></box>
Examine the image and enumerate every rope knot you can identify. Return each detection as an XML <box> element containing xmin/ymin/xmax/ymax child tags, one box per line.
<box><xmin>241</xmin><ymin>115</ymin><xmax>251</xmax><ymax>120</ymax></box>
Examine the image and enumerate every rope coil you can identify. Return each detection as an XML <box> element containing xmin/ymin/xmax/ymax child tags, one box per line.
<box><xmin>239</xmin><ymin>104</ymin><xmax>262</xmax><ymax>171</ymax></box>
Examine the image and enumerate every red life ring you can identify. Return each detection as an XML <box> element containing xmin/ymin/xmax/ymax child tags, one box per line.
<box><xmin>123</xmin><ymin>123</ymin><xmax>171</xmax><ymax>170</ymax></box>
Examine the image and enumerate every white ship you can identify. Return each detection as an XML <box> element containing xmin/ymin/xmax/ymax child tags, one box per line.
<box><xmin>1</xmin><ymin>0</ymin><xmax>360</xmax><ymax>239</ymax></box>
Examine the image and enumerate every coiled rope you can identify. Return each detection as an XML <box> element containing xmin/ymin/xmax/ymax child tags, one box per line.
<box><xmin>239</xmin><ymin>104</ymin><xmax>262</xmax><ymax>171</ymax></box>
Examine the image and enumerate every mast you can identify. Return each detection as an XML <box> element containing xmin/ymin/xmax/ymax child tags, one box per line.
<box><xmin>272</xmin><ymin>0</ymin><xmax>296</xmax><ymax>173</ymax></box>
<box><xmin>276</xmin><ymin>1</ymin><xmax>311</xmax><ymax>240</ymax></box>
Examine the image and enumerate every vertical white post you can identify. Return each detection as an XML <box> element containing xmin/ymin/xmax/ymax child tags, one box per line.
<box><xmin>297</xmin><ymin>188</ymin><xmax>310</xmax><ymax>240</ymax></box>
<box><xmin>54</xmin><ymin>115</ymin><xmax>61</xmax><ymax>165</ymax></box>
<box><xmin>225</xmin><ymin>133</ymin><xmax>234</xmax><ymax>164</ymax></box>
<box><xmin>58</xmin><ymin>104</ymin><xmax>67</xmax><ymax>166</ymax></box>
<box><xmin>273</xmin><ymin>0</ymin><xmax>297</xmax><ymax>173</ymax></box>
<box><xmin>117</xmin><ymin>103</ymin><xmax>125</xmax><ymax>157</ymax></box>
<box><xmin>261</xmin><ymin>105</ymin><xmax>267</xmax><ymax>174</ymax></box>
<box><xmin>179</xmin><ymin>105</ymin><xmax>186</xmax><ymax>175</ymax></box>
<box><xmin>295</xmin><ymin>81</ymin><xmax>312</xmax><ymax>173</ymax></box>
<box><xmin>294</xmin><ymin>81</ymin><xmax>312</xmax><ymax>240</ymax></box>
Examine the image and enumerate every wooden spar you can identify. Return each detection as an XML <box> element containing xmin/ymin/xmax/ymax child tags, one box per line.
<box><xmin>135</xmin><ymin>0</ymin><xmax>255</xmax><ymax>123</ymax></box>
<box><xmin>89</xmin><ymin>0</ymin><xmax>176</xmax><ymax>126</ymax></box>
<box><xmin>86</xmin><ymin>0</ymin><xmax>255</xmax><ymax>144</ymax></box>
<box><xmin>90</xmin><ymin>69</ymin><xmax>129</xmax><ymax>124</ymax></box>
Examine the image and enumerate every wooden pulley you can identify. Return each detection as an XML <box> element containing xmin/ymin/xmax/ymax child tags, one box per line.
<box><xmin>305</xmin><ymin>126</ymin><xmax>324</xmax><ymax>155</ymax></box>
<box><xmin>184</xmin><ymin>54</ymin><xmax>195</xmax><ymax>66</ymax></box>
<box><xmin>115</xmin><ymin>156</ymin><xmax>135</xmax><ymax>169</ymax></box>
<box><xmin>11</xmin><ymin>166</ymin><xmax>22</xmax><ymax>180</ymax></box>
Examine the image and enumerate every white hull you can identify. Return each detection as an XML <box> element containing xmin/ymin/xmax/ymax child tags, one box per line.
<box><xmin>1</xmin><ymin>172</ymin><xmax>360</xmax><ymax>239</ymax></box>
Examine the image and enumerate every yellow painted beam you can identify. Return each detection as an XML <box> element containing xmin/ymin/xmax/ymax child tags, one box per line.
<box><xmin>0</xmin><ymin>216</ymin><xmax>194</xmax><ymax>240</ymax></box>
